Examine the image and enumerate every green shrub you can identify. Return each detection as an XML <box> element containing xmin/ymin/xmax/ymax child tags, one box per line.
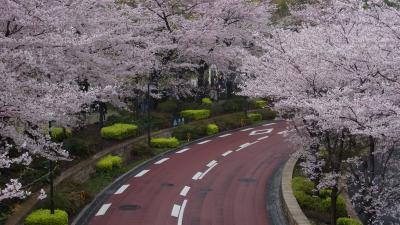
<box><xmin>180</xmin><ymin>109</ymin><xmax>210</xmax><ymax>120</ymax></box>
<box><xmin>100</xmin><ymin>123</ymin><xmax>138</xmax><ymax>140</ymax></box>
<box><xmin>292</xmin><ymin>177</ymin><xmax>315</xmax><ymax>195</ymax></box>
<box><xmin>24</xmin><ymin>209</ymin><xmax>68</xmax><ymax>225</ymax></box>
<box><xmin>62</xmin><ymin>138</ymin><xmax>90</xmax><ymax>157</ymax></box>
<box><xmin>206</xmin><ymin>124</ymin><xmax>219</xmax><ymax>135</ymax></box>
<box><xmin>51</xmin><ymin>128</ymin><xmax>72</xmax><ymax>142</ymax></box>
<box><xmin>131</xmin><ymin>142</ymin><xmax>154</xmax><ymax>157</ymax></box>
<box><xmin>293</xmin><ymin>190</ymin><xmax>322</xmax><ymax>210</ymax></box>
<box><xmin>337</xmin><ymin>218</ymin><xmax>363</xmax><ymax>225</ymax></box>
<box><xmin>247</xmin><ymin>113</ymin><xmax>262</xmax><ymax>122</ymax></box>
<box><xmin>106</xmin><ymin>114</ymin><xmax>136</xmax><ymax>125</ymax></box>
<box><xmin>202</xmin><ymin>98</ymin><xmax>213</xmax><ymax>105</ymax></box>
<box><xmin>319</xmin><ymin>188</ymin><xmax>332</xmax><ymax>198</ymax></box>
<box><xmin>96</xmin><ymin>155</ymin><xmax>123</xmax><ymax>172</ymax></box>
<box><xmin>257</xmin><ymin>108</ymin><xmax>278</xmax><ymax>120</ymax></box>
<box><xmin>255</xmin><ymin>100</ymin><xmax>267</xmax><ymax>108</ymax></box>
<box><xmin>214</xmin><ymin>113</ymin><xmax>251</xmax><ymax>131</ymax></box>
<box><xmin>150</xmin><ymin>137</ymin><xmax>180</xmax><ymax>148</ymax></box>
<box><xmin>321</xmin><ymin>196</ymin><xmax>348</xmax><ymax>217</ymax></box>
<box><xmin>172</xmin><ymin>123</ymin><xmax>207</xmax><ymax>140</ymax></box>
<box><xmin>157</xmin><ymin>99</ymin><xmax>178</xmax><ymax>113</ymax></box>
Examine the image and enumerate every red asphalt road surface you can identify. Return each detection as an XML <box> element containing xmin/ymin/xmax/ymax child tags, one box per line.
<box><xmin>88</xmin><ymin>120</ymin><xmax>294</xmax><ymax>225</ymax></box>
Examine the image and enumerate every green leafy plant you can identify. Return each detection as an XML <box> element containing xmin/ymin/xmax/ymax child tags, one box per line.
<box><xmin>247</xmin><ymin>113</ymin><xmax>262</xmax><ymax>121</ymax></box>
<box><xmin>171</xmin><ymin>122</ymin><xmax>207</xmax><ymax>140</ymax></box>
<box><xmin>255</xmin><ymin>100</ymin><xmax>267</xmax><ymax>108</ymax></box>
<box><xmin>24</xmin><ymin>209</ymin><xmax>68</xmax><ymax>225</ymax></box>
<box><xmin>156</xmin><ymin>99</ymin><xmax>178</xmax><ymax>113</ymax></box>
<box><xmin>337</xmin><ymin>218</ymin><xmax>363</xmax><ymax>225</ymax></box>
<box><xmin>201</xmin><ymin>98</ymin><xmax>213</xmax><ymax>105</ymax></box>
<box><xmin>180</xmin><ymin>109</ymin><xmax>210</xmax><ymax>120</ymax></box>
<box><xmin>206</xmin><ymin>124</ymin><xmax>219</xmax><ymax>135</ymax></box>
<box><xmin>100</xmin><ymin>123</ymin><xmax>138</xmax><ymax>140</ymax></box>
<box><xmin>321</xmin><ymin>196</ymin><xmax>348</xmax><ymax>217</ymax></box>
<box><xmin>50</xmin><ymin>127</ymin><xmax>72</xmax><ymax>142</ymax></box>
<box><xmin>95</xmin><ymin>155</ymin><xmax>123</xmax><ymax>172</ymax></box>
<box><xmin>150</xmin><ymin>137</ymin><xmax>180</xmax><ymax>148</ymax></box>
<box><xmin>62</xmin><ymin>138</ymin><xmax>90</xmax><ymax>157</ymax></box>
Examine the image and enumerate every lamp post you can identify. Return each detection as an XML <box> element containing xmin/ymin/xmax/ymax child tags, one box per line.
<box><xmin>146</xmin><ymin>70</ymin><xmax>156</xmax><ymax>147</ymax></box>
<box><xmin>48</xmin><ymin>121</ymin><xmax>55</xmax><ymax>214</ymax></box>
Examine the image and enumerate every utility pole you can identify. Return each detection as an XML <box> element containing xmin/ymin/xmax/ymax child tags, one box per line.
<box><xmin>48</xmin><ymin>121</ymin><xmax>55</xmax><ymax>214</ymax></box>
<box><xmin>146</xmin><ymin>81</ymin><xmax>151</xmax><ymax>146</ymax></box>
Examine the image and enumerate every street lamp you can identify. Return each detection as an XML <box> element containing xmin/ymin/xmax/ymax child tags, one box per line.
<box><xmin>146</xmin><ymin>70</ymin><xmax>157</xmax><ymax>146</ymax></box>
<box><xmin>48</xmin><ymin>121</ymin><xmax>55</xmax><ymax>214</ymax></box>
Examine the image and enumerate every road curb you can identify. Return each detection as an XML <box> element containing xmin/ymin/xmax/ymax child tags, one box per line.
<box><xmin>72</xmin><ymin>120</ymin><xmax>276</xmax><ymax>225</ymax></box>
<box><xmin>280</xmin><ymin>153</ymin><xmax>312</xmax><ymax>225</ymax></box>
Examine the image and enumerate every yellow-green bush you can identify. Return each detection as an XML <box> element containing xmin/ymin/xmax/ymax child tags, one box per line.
<box><xmin>202</xmin><ymin>98</ymin><xmax>213</xmax><ymax>105</ymax></box>
<box><xmin>322</xmin><ymin>196</ymin><xmax>348</xmax><ymax>217</ymax></box>
<box><xmin>292</xmin><ymin>177</ymin><xmax>315</xmax><ymax>194</ymax></box>
<box><xmin>150</xmin><ymin>137</ymin><xmax>180</xmax><ymax>148</ymax></box>
<box><xmin>51</xmin><ymin>128</ymin><xmax>72</xmax><ymax>142</ymax></box>
<box><xmin>180</xmin><ymin>109</ymin><xmax>210</xmax><ymax>120</ymax></box>
<box><xmin>337</xmin><ymin>218</ymin><xmax>362</xmax><ymax>225</ymax></box>
<box><xmin>24</xmin><ymin>209</ymin><xmax>68</xmax><ymax>225</ymax></box>
<box><xmin>206</xmin><ymin>124</ymin><xmax>219</xmax><ymax>135</ymax></box>
<box><xmin>248</xmin><ymin>113</ymin><xmax>262</xmax><ymax>121</ymax></box>
<box><xmin>100</xmin><ymin>123</ymin><xmax>138</xmax><ymax>140</ymax></box>
<box><xmin>95</xmin><ymin>155</ymin><xmax>123</xmax><ymax>172</ymax></box>
<box><xmin>255</xmin><ymin>100</ymin><xmax>267</xmax><ymax>108</ymax></box>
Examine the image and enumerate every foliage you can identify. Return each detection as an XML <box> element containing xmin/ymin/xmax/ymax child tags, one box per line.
<box><xmin>337</xmin><ymin>218</ymin><xmax>363</xmax><ymax>225</ymax></box>
<box><xmin>256</xmin><ymin>108</ymin><xmax>277</xmax><ymax>120</ymax></box>
<box><xmin>106</xmin><ymin>114</ymin><xmax>136</xmax><ymax>126</ymax></box>
<box><xmin>95</xmin><ymin>155</ymin><xmax>123</xmax><ymax>172</ymax></box>
<box><xmin>202</xmin><ymin>98</ymin><xmax>213</xmax><ymax>105</ymax></box>
<box><xmin>131</xmin><ymin>142</ymin><xmax>154</xmax><ymax>158</ymax></box>
<box><xmin>206</xmin><ymin>124</ymin><xmax>219</xmax><ymax>136</ymax></box>
<box><xmin>50</xmin><ymin>128</ymin><xmax>72</xmax><ymax>143</ymax></box>
<box><xmin>247</xmin><ymin>113</ymin><xmax>262</xmax><ymax>122</ymax></box>
<box><xmin>292</xmin><ymin>177</ymin><xmax>315</xmax><ymax>195</ymax></box>
<box><xmin>156</xmin><ymin>99</ymin><xmax>179</xmax><ymax>114</ymax></box>
<box><xmin>180</xmin><ymin>110</ymin><xmax>211</xmax><ymax>120</ymax></box>
<box><xmin>214</xmin><ymin>113</ymin><xmax>251</xmax><ymax>131</ymax></box>
<box><xmin>321</xmin><ymin>196</ymin><xmax>348</xmax><ymax>218</ymax></box>
<box><xmin>150</xmin><ymin>137</ymin><xmax>180</xmax><ymax>148</ymax></box>
<box><xmin>24</xmin><ymin>209</ymin><xmax>68</xmax><ymax>225</ymax></box>
<box><xmin>62</xmin><ymin>138</ymin><xmax>90</xmax><ymax>157</ymax></box>
<box><xmin>100</xmin><ymin>123</ymin><xmax>138</xmax><ymax>140</ymax></box>
<box><xmin>254</xmin><ymin>100</ymin><xmax>267</xmax><ymax>108</ymax></box>
<box><xmin>172</xmin><ymin>122</ymin><xmax>207</xmax><ymax>140</ymax></box>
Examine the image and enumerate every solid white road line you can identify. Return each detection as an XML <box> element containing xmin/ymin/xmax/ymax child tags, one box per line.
<box><xmin>178</xmin><ymin>199</ymin><xmax>188</xmax><ymax>225</ymax></box>
<box><xmin>135</xmin><ymin>170</ymin><xmax>149</xmax><ymax>177</ymax></box>
<box><xmin>257</xmin><ymin>136</ymin><xmax>269</xmax><ymax>141</ymax></box>
<box><xmin>114</xmin><ymin>184</ymin><xmax>130</xmax><ymax>195</ymax></box>
<box><xmin>222</xmin><ymin>150</ymin><xmax>233</xmax><ymax>157</ymax></box>
<box><xmin>180</xmin><ymin>186</ymin><xmax>191</xmax><ymax>197</ymax></box>
<box><xmin>192</xmin><ymin>172</ymin><xmax>203</xmax><ymax>180</ymax></box>
<box><xmin>95</xmin><ymin>203</ymin><xmax>112</xmax><ymax>216</ymax></box>
<box><xmin>241</xmin><ymin>128</ymin><xmax>254</xmax><ymax>131</ymax></box>
<box><xmin>199</xmin><ymin>163</ymin><xmax>217</xmax><ymax>180</ymax></box>
<box><xmin>219</xmin><ymin>133</ymin><xmax>232</xmax><ymax>138</ymax></box>
<box><xmin>263</xmin><ymin>123</ymin><xmax>276</xmax><ymax>127</ymax></box>
<box><xmin>176</xmin><ymin>148</ymin><xmax>190</xmax><ymax>154</ymax></box>
<box><xmin>154</xmin><ymin>158</ymin><xmax>169</xmax><ymax>165</ymax></box>
<box><xmin>171</xmin><ymin>204</ymin><xmax>181</xmax><ymax>218</ymax></box>
<box><xmin>197</xmin><ymin>140</ymin><xmax>211</xmax><ymax>145</ymax></box>
<box><xmin>206</xmin><ymin>160</ymin><xmax>217</xmax><ymax>167</ymax></box>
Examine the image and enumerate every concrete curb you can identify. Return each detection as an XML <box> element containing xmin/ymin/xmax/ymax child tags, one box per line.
<box><xmin>71</xmin><ymin>120</ymin><xmax>275</xmax><ymax>225</ymax></box>
<box><xmin>280</xmin><ymin>153</ymin><xmax>312</xmax><ymax>225</ymax></box>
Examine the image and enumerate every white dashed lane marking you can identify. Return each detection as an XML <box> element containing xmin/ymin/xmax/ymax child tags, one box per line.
<box><xmin>257</xmin><ymin>136</ymin><xmax>269</xmax><ymax>141</ymax></box>
<box><xmin>154</xmin><ymin>158</ymin><xmax>169</xmax><ymax>165</ymax></box>
<box><xmin>199</xmin><ymin>163</ymin><xmax>218</xmax><ymax>180</ymax></box>
<box><xmin>222</xmin><ymin>150</ymin><xmax>233</xmax><ymax>157</ymax></box>
<box><xmin>135</xmin><ymin>170</ymin><xmax>149</xmax><ymax>177</ymax></box>
<box><xmin>206</xmin><ymin>160</ymin><xmax>217</xmax><ymax>167</ymax></box>
<box><xmin>241</xmin><ymin>128</ymin><xmax>254</xmax><ymax>131</ymax></box>
<box><xmin>263</xmin><ymin>123</ymin><xmax>276</xmax><ymax>127</ymax></box>
<box><xmin>114</xmin><ymin>184</ymin><xmax>129</xmax><ymax>195</ymax></box>
<box><xmin>219</xmin><ymin>133</ymin><xmax>232</xmax><ymax>137</ymax></box>
<box><xmin>180</xmin><ymin>186</ymin><xmax>191</xmax><ymax>197</ymax></box>
<box><xmin>192</xmin><ymin>172</ymin><xmax>203</xmax><ymax>180</ymax></box>
<box><xmin>197</xmin><ymin>140</ymin><xmax>211</xmax><ymax>145</ymax></box>
<box><xmin>176</xmin><ymin>148</ymin><xmax>190</xmax><ymax>153</ymax></box>
<box><xmin>171</xmin><ymin>204</ymin><xmax>181</xmax><ymax>218</ymax></box>
<box><xmin>95</xmin><ymin>203</ymin><xmax>112</xmax><ymax>216</ymax></box>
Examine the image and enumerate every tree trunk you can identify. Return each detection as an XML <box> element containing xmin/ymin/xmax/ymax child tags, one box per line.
<box><xmin>331</xmin><ymin>186</ymin><xmax>338</xmax><ymax>225</ymax></box>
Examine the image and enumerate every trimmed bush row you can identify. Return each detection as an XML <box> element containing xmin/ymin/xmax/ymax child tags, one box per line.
<box><xmin>95</xmin><ymin>155</ymin><xmax>123</xmax><ymax>172</ymax></box>
<box><xmin>255</xmin><ymin>100</ymin><xmax>267</xmax><ymax>108</ymax></box>
<box><xmin>180</xmin><ymin>109</ymin><xmax>210</xmax><ymax>120</ymax></box>
<box><xmin>24</xmin><ymin>209</ymin><xmax>68</xmax><ymax>225</ymax></box>
<box><xmin>150</xmin><ymin>137</ymin><xmax>180</xmax><ymax>148</ymax></box>
<box><xmin>202</xmin><ymin>98</ymin><xmax>213</xmax><ymax>105</ymax></box>
<box><xmin>100</xmin><ymin>123</ymin><xmax>138</xmax><ymax>140</ymax></box>
<box><xmin>292</xmin><ymin>176</ymin><xmax>347</xmax><ymax>217</ymax></box>
<box><xmin>247</xmin><ymin>113</ymin><xmax>262</xmax><ymax>122</ymax></box>
<box><xmin>337</xmin><ymin>218</ymin><xmax>363</xmax><ymax>225</ymax></box>
<box><xmin>206</xmin><ymin>124</ymin><xmax>219</xmax><ymax>135</ymax></box>
<box><xmin>51</xmin><ymin>127</ymin><xmax>72</xmax><ymax>142</ymax></box>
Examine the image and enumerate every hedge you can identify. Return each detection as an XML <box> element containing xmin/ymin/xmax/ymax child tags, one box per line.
<box><xmin>96</xmin><ymin>155</ymin><xmax>123</xmax><ymax>172</ymax></box>
<box><xmin>100</xmin><ymin>123</ymin><xmax>138</xmax><ymax>140</ymax></box>
<box><xmin>257</xmin><ymin>108</ymin><xmax>277</xmax><ymax>120</ymax></box>
<box><xmin>255</xmin><ymin>100</ymin><xmax>267</xmax><ymax>108</ymax></box>
<box><xmin>150</xmin><ymin>137</ymin><xmax>180</xmax><ymax>148</ymax></box>
<box><xmin>337</xmin><ymin>218</ymin><xmax>363</xmax><ymax>225</ymax></box>
<box><xmin>206</xmin><ymin>124</ymin><xmax>219</xmax><ymax>135</ymax></box>
<box><xmin>171</xmin><ymin>122</ymin><xmax>207</xmax><ymax>140</ymax></box>
<box><xmin>51</xmin><ymin>127</ymin><xmax>72</xmax><ymax>142</ymax></box>
<box><xmin>62</xmin><ymin>138</ymin><xmax>90</xmax><ymax>157</ymax></box>
<box><xmin>202</xmin><ymin>98</ymin><xmax>213</xmax><ymax>105</ymax></box>
<box><xmin>247</xmin><ymin>113</ymin><xmax>262</xmax><ymax>122</ymax></box>
<box><xmin>24</xmin><ymin>209</ymin><xmax>68</xmax><ymax>225</ymax></box>
<box><xmin>180</xmin><ymin>109</ymin><xmax>210</xmax><ymax>120</ymax></box>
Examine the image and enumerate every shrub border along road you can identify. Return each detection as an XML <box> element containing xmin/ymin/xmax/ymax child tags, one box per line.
<box><xmin>71</xmin><ymin>119</ymin><xmax>274</xmax><ymax>225</ymax></box>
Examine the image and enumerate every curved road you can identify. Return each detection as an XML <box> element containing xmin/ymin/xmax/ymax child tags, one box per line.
<box><xmin>86</xmin><ymin>120</ymin><xmax>293</xmax><ymax>225</ymax></box>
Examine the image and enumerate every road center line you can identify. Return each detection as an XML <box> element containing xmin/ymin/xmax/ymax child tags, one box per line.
<box><xmin>95</xmin><ymin>203</ymin><xmax>112</xmax><ymax>216</ymax></box>
<box><xmin>154</xmin><ymin>158</ymin><xmax>169</xmax><ymax>165</ymax></box>
<box><xmin>199</xmin><ymin>163</ymin><xmax>218</xmax><ymax>180</ymax></box>
<box><xmin>219</xmin><ymin>133</ymin><xmax>232</xmax><ymax>137</ymax></box>
<box><xmin>171</xmin><ymin>204</ymin><xmax>181</xmax><ymax>217</ymax></box>
<box><xmin>206</xmin><ymin>160</ymin><xmax>217</xmax><ymax>167</ymax></box>
<box><xmin>180</xmin><ymin>186</ymin><xmax>191</xmax><ymax>197</ymax></box>
<box><xmin>197</xmin><ymin>140</ymin><xmax>211</xmax><ymax>145</ymax></box>
<box><xmin>176</xmin><ymin>148</ymin><xmax>190</xmax><ymax>153</ymax></box>
<box><xmin>135</xmin><ymin>170</ymin><xmax>149</xmax><ymax>177</ymax></box>
<box><xmin>240</xmin><ymin>128</ymin><xmax>254</xmax><ymax>131</ymax></box>
<box><xmin>222</xmin><ymin>150</ymin><xmax>233</xmax><ymax>157</ymax></box>
<box><xmin>114</xmin><ymin>184</ymin><xmax>130</xmax><ymax>195</ymax></box>
<box><xmin>192</xmin><ymin>172</ymin><xmax>203</xmax><ymax>180</ymax></box>
<box><xmin>239</xmin><ymin>142</ymin><xmax>251</xmax><ymax>148</ymax></box>
<box><xmin>263</xmin><ymin>123</ymin><xmax>276</xmax><ymax>126</ymax></box>
<box><xmin>178</xmin><ymin>199</ymin><xmax>188</xmax><ymax>225</ymax></box>
<box><xmin>257</xmin><ymin>136</ymin><xmax>269</xmax><ymax>141</ymax></box>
